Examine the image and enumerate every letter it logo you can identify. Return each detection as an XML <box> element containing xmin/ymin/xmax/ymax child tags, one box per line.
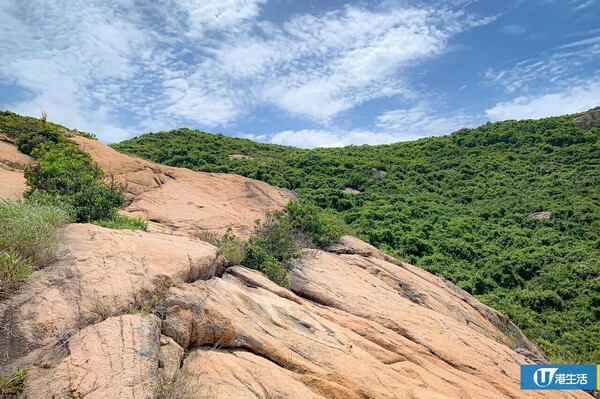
<box><xmin>533</xmin><ymin>368</ymin><xmax>558</xmax><ymax>388</ymax></box>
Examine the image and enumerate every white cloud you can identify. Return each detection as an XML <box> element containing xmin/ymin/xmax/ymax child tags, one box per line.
<box><xmin>0</xmin><ymin>1</ymin><xmax>147</xmax><ymax>142</ymax></box>
<box><xmin>268</xmin><ymin>129</ymin><xmax>402</xmax><ymax>148</ymax></box>
<box><xmin>486</xmin><ymin>78</ymin><xmax>600</xmax><ymax>121</ymax></box>
<box><xmin>484</xmin><ymin>32</ymin><xmax>600</xmax><ymax>94</ymax></box>
<box><xmin>377</xmin><ymin>103</ymin><xmax>481</xmax><ymax>137</ymax></box>
<box><xmin>572</xmin><ymin>0</ymin><xmax>598</xmax><ymax>11</ymax></box>
<box><xmin>264</xmin><ymin>102</ymin><xmax>482</xmax><ymax>148</ymax></box>
<box><xmin>0</xmin><ymin>0</ymin><xmax>490</xmax><ymax>143</ymax></box>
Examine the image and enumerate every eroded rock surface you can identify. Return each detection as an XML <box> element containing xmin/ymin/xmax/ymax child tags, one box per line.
<box><xmin>157</xmin><ymin>264</ymin><xmax>585</xmax><ymax>399</ymax></box>
<box><xmin>73</xmin><ymin>136</ymin><xmax>294</xmax><ymax>236</ymax></box>
<box><xmin>573</xmin><ymin>106</ymin><xmax>600</xmax><ymax>129</ymax></box>
<box><xmin>0</xmin><ymin>135</ymin><xmax>30</xmax><ymax>200</ymax></box>
<box><xmin>22</xmin><ymin>315</ymin><xmax>162</xmax><ymax>399</ymax></box>
<box><xmin>0</xmin><ymin>224</ymin><xmax>221</xmax><ymax>371</ymax></box>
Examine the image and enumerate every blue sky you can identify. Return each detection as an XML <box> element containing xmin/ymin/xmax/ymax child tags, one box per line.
<box><xmin>1</xmin><ymin>0</ymin><xmax>599</xmax><ymax>147</ymax></box>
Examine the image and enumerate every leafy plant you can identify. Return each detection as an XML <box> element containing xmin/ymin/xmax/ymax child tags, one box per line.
<box><xmin>244</xmin><ymin>214</ymin><xmax>314</xmax><ymax>287</ymax></box>
<box><xmin>286</xmin><ymin>199</ymin><xmax>345</xmax><ymax>248</ymax></box>
<box><xmin>0</xmin><ymin>368</ymin><xmax>28</xmax><ymax>398</ymax></box>
<box><xmin>24</xmin><ymin>141</ymin><xmax>126</xmax><ymax>223</ymax></box>
<box><xmin>194</xmin><ymin>229</ymin><xmax>245</xmax><ymax>265</ymax></box>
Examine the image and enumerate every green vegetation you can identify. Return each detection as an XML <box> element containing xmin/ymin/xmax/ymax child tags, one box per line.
<box><xmin>0</xmin><ymin>368</ymin><xmax>28</xmax><ymax>398</ymax></box>
<box><xmin>0</xmin><ymin>200</ymin><xmax>68</xmax><ymax>297</ymax></box>
<box><xmin>244</xmin><ymin>214</ymin><xmax>308</xmax><ymax>287</ymax></box>
<box><xmin>197</xmin><ymin>201</ymin><xmax>344</xmax><ymax>287</ymax></box>
<box><xmin>0</xmin><ymin>111</ymin><xmax>143</xmax><ymax>231</ymax></box>
<box><xmin>0</xmin><ymin>251</ymin><xmax>33</xmax><ymax>297</ymax></box>
<box><xmin>91</xmin><ymin>214</ymin><xmax>148</xmax><ymax>231</ymax></box>
<box><xmin>244</xmin><ymin>200</ymin><xmax>343</xmax><ymax>287</ymax></box>
<box><xmin>25</xmin><ymin>142</ymin><xmax>125</xmax><ymax>223</ymax></box>
<box><xmin>113</xmin><ymin>113</ymin><xmax>600</xmax><ymax>363</ymax></box>
<box><xmin>194</xmin><ymin>229</ymin><xmax>246</xmax><ymax>266</ymax></box>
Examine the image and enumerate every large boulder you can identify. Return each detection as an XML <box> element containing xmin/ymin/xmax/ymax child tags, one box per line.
<box><xmin>72</xmin><ymin>136</ymin><xmax>294</xmax><ymax>237</ymax></box>
<box><xmin>0</xmin><ymin>223</ymin><xmax>221</xmax><ymax>373</ymax></box>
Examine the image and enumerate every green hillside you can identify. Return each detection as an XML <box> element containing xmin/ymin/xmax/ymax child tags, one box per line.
<box><xmin>113</xmin><ymin>111</ymin><xmax>600</xmax><ymax>363</ymax></box>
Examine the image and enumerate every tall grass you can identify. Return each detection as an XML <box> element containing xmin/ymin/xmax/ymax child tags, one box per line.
<box><xmin>0</xmin><ymin>200</ymin><xmax>68</xmax><ymax>296</ymax></box>
<box><xmin>0</xmin><ymin>200</ymin><xmax>69</xmax><ymax>267</ymax></box>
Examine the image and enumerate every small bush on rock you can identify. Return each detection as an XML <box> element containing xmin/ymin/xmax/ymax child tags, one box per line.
<box><xmin>24</xmin><ymin>142</ymin><xmax>126</xmax><ymax>223</ymax></box>
<box><xmin>92</xmin><ymin>213</ymin><xmax>148</xmax><ymax>231</ymax></box>
<box><xmin>0</xmin><ymin>368</ymin><xmax>28</xmax><ymax>398</ymax></box>
<box><xmin>286</xmin><ymin>200</ymin><xmax>345</xmax><ymax>248</ymax></box>
<box><xmin>244</xmin><ymin>213</ymin><xmax>314</xmax><ymax>287</ymax></box>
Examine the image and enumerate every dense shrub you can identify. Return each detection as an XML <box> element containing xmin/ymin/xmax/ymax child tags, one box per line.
<box><xmin>24</xmin><ymin>142</ymin><xmax>126</xmax><ymax>223</ymax></box>
<box><xmin>16</xmin><ymin>126</ymin><xmax>65</xmax><ymax>155</ymax></box>
<box><xmin>244</xmin><ymin>215</ymin><xmax>310</xmax><ymax>287</ymax></box>
<box><xmin>286</xmin><ymin>200</ymin><xmax>345</xmax><ymax>248</ymax></box>
<box><xmin>243</xmin><ymin>203</ymin><xmax>344</xmax><ymax>286</ymax></box>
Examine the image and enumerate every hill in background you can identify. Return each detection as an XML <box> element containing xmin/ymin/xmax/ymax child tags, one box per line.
<box><xmin>113</xmin><ymin>109</ymin><xmax>600</xmax><ymax>363</ymax></box>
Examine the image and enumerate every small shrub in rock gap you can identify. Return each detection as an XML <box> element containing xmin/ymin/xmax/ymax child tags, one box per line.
<box><xmin>194</xmin><ymin>229</ymin><xmax>245</xmax><ymax>265</ymax></box>
<box><xmin>0</xmin><ymin>368</ymin><xmax>28</xmax><ymax>398</ymax></box>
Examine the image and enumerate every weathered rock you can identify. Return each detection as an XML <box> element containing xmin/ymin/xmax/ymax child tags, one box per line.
<box><xmin>327</xmin><ymin>235</ymin><xmax>400</xmax><ymax>265</ymax></box>
<box><xmin>527</xmin><ymin>211</ymin><xmax>552</xmax><ymax>220</ymax></box>
<box><xmin>229</xmin><ymin>154</ymin><xmax>254</xmax><ymax>160</ymax></box>
<box><xmin>22</xmin><ymin>315</ymin><xmax>161</xmax><ymax>399</ymax></box>
<box><xmin>371</xmin><ymin>167</ymin><xmax>386</xmax><ymax>179</ymax></box>
<box><xmin>158</xmin><ymin>335</ymin><xmax>185</xmax><ymax>380</ymax></box>
<box><xmin>342</xmin><ymin>187</ymin><xmax>362</xmax><ymax>195</ymax></box>
<box><xmin>0</xmin><ymin>137</ymin><xmax>590</xmax><ymax>398</ymax></box>
<box><xmin>0</xmin><ymin>224</ymin><xmax>221</xmax><ymax>372</ymax></box>
<box><xmin>72</xmin><ymin>136</ymin><xmax>294</xmax><ymax>237</ymax></box>
<box><xmin>159</xmin><ymin>264</ymin><xmax>586</xmax><ymax>399</ymax></box>
<box><xmin>573</xmin><ymin>106</ymin><xmax>600</xmax><ymax>129</ymax></box>
<box><xmin>0</xmin><ymin>137</ymin><xmax>31</xmax><ymax>200</ymax></box>
<box><xmin>180</xmin><ymin>348</ymin><xmax>324</xmax><ymax>399</ymax></box>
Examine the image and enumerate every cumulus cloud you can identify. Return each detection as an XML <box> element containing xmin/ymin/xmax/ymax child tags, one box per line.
<box><xmin>0</xmin><ymin>0</ymin><xmax>488</xmax><ymax>143</ymax></box>
<box><xmin>486</xmin><ymin>78</ymin><xmax>600</xmax><ymax>121</ymax></box>
<box><xmin>262</xmin><ymin>102</ymin><xmax>482</xmax><ymax>148</ymax></box>
<box><xmin>377</xmin><ymin>103</ymin><xmax>481</xmax><ymax>137</ymax></box>
<box><xmin>267</xmin><ymin>129</ymin><xmax>401</xmax><ymax>148</ymax></box>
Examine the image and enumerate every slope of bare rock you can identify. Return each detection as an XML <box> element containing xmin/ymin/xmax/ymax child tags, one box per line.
<box><xmin>71</xmin><ymin>136</ymin><xmax>171</xmax><ymax>199</ymax></box>
<box><xmin>0</xmin><ymin>136</ymin><xmax>31</xmax><ymax>200</ymax></box>
<box><xmin>22</xmin><ymin>315</ymin><xmax>162</xmax><ymax>399</ymax></box>
<box><xmin>327</xmin><ymin>237</ymin><xmax>543</xmax><ymax>356</ymax></box>
<box><xmin>72</xmin><ymin>136</ymin><xmax>294</xmax><ymax>236</ymax></box>
<box><xmin>159</xmin><ymin>265</ymin><xmax>587</xmax><ymax>399</ymax></box>
<box><xmin>0</xmin><ymin>223</ymin><xmax>222</xmax><ymax>373</ymax></box>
